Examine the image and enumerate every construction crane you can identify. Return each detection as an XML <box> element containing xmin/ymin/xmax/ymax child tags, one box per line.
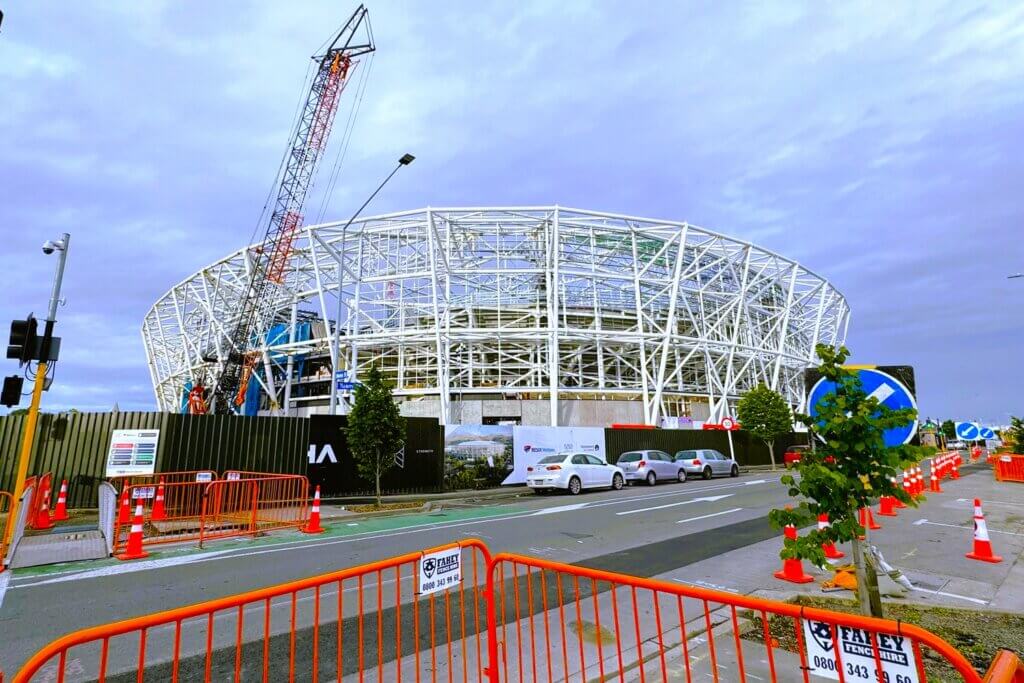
<box><xmin>203</xmin><ymin>5</ymin><xmax>374</xmax><ymax>414</ymax></box>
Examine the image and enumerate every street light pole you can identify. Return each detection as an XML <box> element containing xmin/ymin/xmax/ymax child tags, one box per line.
<box><xmin>3</xmin><ymin>233</ymin><xmax>70</xmax><ymax>556</ymax></box>
<box><xmin>328</xmin><ymin>154</ymin><xmax>415</xmax><ymax>415</ymax></box>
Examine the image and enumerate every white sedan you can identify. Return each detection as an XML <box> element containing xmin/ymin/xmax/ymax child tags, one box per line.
<box><xmin>526</xmin><ymin>452</ymin><xmax>625</xmax><ymax>495</ymax></box>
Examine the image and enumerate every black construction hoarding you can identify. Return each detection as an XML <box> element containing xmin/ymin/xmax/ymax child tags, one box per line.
<box><xmin>307</xmin><ymin>415</ymin><xmax>444</xmax><ymax>497</ymax></box>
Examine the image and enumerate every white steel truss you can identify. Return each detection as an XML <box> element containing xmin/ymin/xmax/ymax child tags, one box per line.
<box><xmin>142</xmin><ymin>207</ymin><xmax>850</xmax><ymax>424</ymax></box>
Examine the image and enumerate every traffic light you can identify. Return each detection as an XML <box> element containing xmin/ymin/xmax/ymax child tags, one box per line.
<box><xmin>2</xmin><ymin>375</ymin><xmax>23</xmax><ymax>407</ymax></box>
<box><xmin>7</xmin><ymin>316</ymin><xmax>38</xmax><ymax>366</ymax></box>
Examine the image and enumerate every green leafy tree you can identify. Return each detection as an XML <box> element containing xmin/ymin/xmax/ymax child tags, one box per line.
<box><xmin>940</xmin><ymin>419</ymin><xmax>956</xmax><ymax>440</ymax></box>
<box><xmin>736</xmin><ymin>384</ymin><xmax>792</xmax><ymax>470</ymax></box>
<box><xmin>769</xmin><ymin>344</ymin><xmax>918</xmax><ymax>617</ymax></box>
<box><xmin>347</xmin><ymin>367</ymin><xmax>405</xmax><ymax>508</ymax></box>
<box><xmin>1005</xmin><ymin>416</ymin><xmax>1024</xmax><ymax>452</ymax></box>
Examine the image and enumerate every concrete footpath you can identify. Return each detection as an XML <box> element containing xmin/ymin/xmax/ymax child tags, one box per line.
<box><xmin>658</xmin><ymin>465</ymin><xmax>1024</xmax><ymax>611</ymax></box>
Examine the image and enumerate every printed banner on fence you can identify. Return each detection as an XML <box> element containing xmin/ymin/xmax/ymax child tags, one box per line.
<box><xmin>133</xmin><ymin>486</ymin><xmax>156</xmax><ymax>499</ymax></box>
<box><xmin>802</xmin><ymin>619</ymin><xmax>919</xmax><ymax>683</ymax></box>
<box><xmin>105</xmin><ymin>429</ymin><xmax>160</xmax><ymax>477</ymax></box>
<box><xmin>505</xmin><ymin>426</ymin><xmax>606</xmax><ymax>485</ymax></box>
<box><xmin>418</xmin><ymin>547</ymin><xmax>462</xmax><ymax>596</ymax></box>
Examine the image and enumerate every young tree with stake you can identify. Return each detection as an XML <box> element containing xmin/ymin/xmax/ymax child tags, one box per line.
<box><xmin>736</xmin><ymin>383</ymin><xmax>793</xmax><ymax>470</ymax></box>
<box><xmin>346</xmin><ymin>366</ymin><xmax>405</xmax><ymax>508</ymax></box>
<box><xmin>769</xmin><ymin>344</ymin><xmax>918</xmax><ymax>618</ymax></box>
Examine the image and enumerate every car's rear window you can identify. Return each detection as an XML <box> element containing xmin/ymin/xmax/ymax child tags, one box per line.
<box><xmin>537</xmin><ymin>455</ymin><xmax>565</xmax><ymax>464</ymax></box>
<box><xmin>676</xmin><ymin>450</ymin><xmax>698</xmax><ymax>458</ymax></box>
<box><xmin>618</xmin><ymin>452</ymin><xmax>643</xmax><ymax>462</ymax></box>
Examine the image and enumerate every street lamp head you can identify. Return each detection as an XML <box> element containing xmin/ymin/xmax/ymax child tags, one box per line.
<box><xmin>41</xmin><ymin>238</ymin><xmax>66</xmax><ymax>255</ymax></box>
<box><xmin>1008</xmin><ymin>273</ymin><xmax>1023</xmax><ymax>279</ymax></box>
<box><xmin>398</xmin><ymin>153</ymin><xmax>415</xmax><ymax>166</ymax></box>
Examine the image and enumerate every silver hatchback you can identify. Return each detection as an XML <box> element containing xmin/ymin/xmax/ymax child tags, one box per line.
<box><xmin>674</xmin><ymin>449</ymin><xmax>739</xmax><ymax>480</ymax></box>
<box><xmin>617</xmin><ymin>450</ymin><xmax>688</xmax><ymax>485</ymax></box>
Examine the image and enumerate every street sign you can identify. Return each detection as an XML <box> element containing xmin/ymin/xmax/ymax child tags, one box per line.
<box><xmin>105</xmin><ymin>429</ymin><xmax>160</xmax><ymax>477</ymax></box>
<box><xmin>979</xmin><ymin>426</ymin><xmax>996</xmax><ymax>440</ymax></box>
<box><xmin>807</xmin><ymin>368</ymin><xmax>918</xmax><ymax>447</ymax></box>
<box><xmin>802</xmin><ymin>619</ymin><xmax>920</xmax><ymax>683</ymax></box>
<box><xmin>336</xmin><ymin>381</ymin><xmax>357</xmax><ymax>391</ymax></box>
<box><xmin>955</xmin><ymin>422</ymin><xmax>980</xmax><ymax>441</ymax></box>
<box><xmin>418</xmin><ymin>547</ymin><xmax>462</xmax><ymax>596</ymax></box>
<box><xmin>335</xmin><ymin>370</ymin><xmax>349</xmax><ymax>382</ymax></box>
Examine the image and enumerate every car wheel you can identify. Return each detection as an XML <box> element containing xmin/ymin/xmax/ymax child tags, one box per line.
<box><xmin>677</xmin><ymin>469</ymin><xmax>687</xmax><ymax>483</ymax></box>
<box><xmin>568</xmin><ymin>476</ymin><xmax>582</xmax><ymax>495</ymax></box>
<box><xmin>646</xmin><ymin>471</ymin><xmax>657</xmax><ymax>486</ymax></box>
<box><xmin>612</xmin><ymin>473</ymin><xmax>624</xmax><ymax>490</ymax></box>
<box><xmin>702</xmin><ymin>466</ymin><xmax>712</xmax><ymax>480</ymax></box>
<box><xmin>730</xmin><ymin>464</ymin><xmax>739</xmax><ymax>478</ymax></box>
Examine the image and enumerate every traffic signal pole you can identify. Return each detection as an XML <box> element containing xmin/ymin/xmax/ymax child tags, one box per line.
<box><xmin>3</xmin><ymin>234</ymin><xmax>70</xmax><ymax>557</ymax></box>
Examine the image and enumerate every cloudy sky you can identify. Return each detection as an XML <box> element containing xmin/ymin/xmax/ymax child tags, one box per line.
<box><xmin>1</xmin><ymin>2</ymin><xmax>1021</xmax><ymax>424</ymax></box>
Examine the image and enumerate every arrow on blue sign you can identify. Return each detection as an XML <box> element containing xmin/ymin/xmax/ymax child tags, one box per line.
<box><xmin>807</xmin><ymin>368</ymin><xmax>918</xmax><ymax>447</ymax></box>
<box><xmin>955</xmin><ymin>422</ymin><xmax>980</xmax><ymax>440</ymax></box>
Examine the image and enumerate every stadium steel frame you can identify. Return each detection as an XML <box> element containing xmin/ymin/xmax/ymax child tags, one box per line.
<box><xmin>142</xmin><ymin>207</ymin><xmax>850</xmax><ymax>424</ymax></box>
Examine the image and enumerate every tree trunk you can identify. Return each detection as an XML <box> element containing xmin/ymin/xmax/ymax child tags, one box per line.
<box><xmin>375</xmin><ymin>455</ymin><xmax>382</xmax><ymax>509</ymax></box>
<box><xmin>851</xmin><ymin>536</ymin><xmax>884</xmax><ymax>618</ymax></box>
<box><xmin>766</xmin><ymin>440</ymin><xmax>777</xmax><ymax>471</ymax></box>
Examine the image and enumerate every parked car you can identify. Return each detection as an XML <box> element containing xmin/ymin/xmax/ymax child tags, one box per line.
<box><xmin>674</xmin><ymin>449</ymin><xmax>739</xmax><ymax>479</ymax></box>
<box><xmin>784</xmin><ymin>444</ymin><xmax>810</xmax><ymax>467</ymax></box>
<box><xmin>948</xmin><ymin>440</ymin><xmax>966</xmax><ymax>450</ymax></box>
<box><xmin>526</xmin><ymin>452</ymin><xmax>625</xmax><ymax>495</ymax></box>
<box><xmin>617</xmin><ymin>449</ymin><xmax>687</xmax><ymax>485</ymax></box>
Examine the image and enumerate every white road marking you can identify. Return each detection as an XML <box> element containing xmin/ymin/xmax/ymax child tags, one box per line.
<box><xmin>11</xmin><ymin>478</ymin><xmax>779</xmax><ymax>589</ymax></box>
<box><xmin>617</xmin><ymin>494</ymin><xmax>733</xmax><ymax>516</ymax></box>
<box><xmin>957</xmin><ymin>498</ymin><xmax>1024</xmax><ymax>509</ymax></box>
<box><xmin>743</xmin><ymin>479</ymin><xmax>767</xmax><ymax>486</ymax></box>
<box><xmin>533</xmin><ymin>503</ymin><xmax>588</xmax><ymax>516</ymax></box>
<box><xmin>11</xmin><ymin>549</ymin><xmax>239</xmax><ymax>588</ymax></box>
<box><xmin>911</xmin><ymin>586</ymin><xmax>988</xmax><ymax>605</ymax></box>
<box><xmin>676</xmin><ymin>508</ymin><xmax>744</xmax><ymax>524</ymax></box>
<box><xmin>913</xmin><ymin>519</ymin><xmax>1024</xmax><ymax>537</ymax></box>
<box><xmin>0</xmin><ymin>569</ymin><xmax>9</xmax><ymax>610</ymax></box>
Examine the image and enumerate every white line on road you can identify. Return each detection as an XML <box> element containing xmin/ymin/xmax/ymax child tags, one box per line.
<box><xmin>743</xmin><ymin>479</ymin><xmax>767</xmax><ymax>486</ymax></box>
<box><xmin>0</xmin><ymin>569</ymin><xmax>9</xmax><ymax>610</ymax></box>
<box><xmin>911</xmin><ymin>587</ymin><xmax>988</xmax><ymax>605</ymax></box>
<box><xmin>617</xmin><ymin>494</ymin><xmax>734</xmax><ymax>516</ymax></box>
<box><xmin>913</xmin><ymin>519</ymin><xmax>1024</xmax><ymax>537</ymax></box>
<box><xmin>676</xmin><ymin>508</ymin><xmax>744</xmax><ymax>524</ymax></box>
<box><xmin>10</xmin><ymin>549</ymin><xmax>240</xmax><ymax>588</ymax></box>
<box><xmin>533</xmin><ymin>503</ymin><xmax>588</xmax><ymax>516</ymax></box>
<box><xmin>11</xmin><ymin>478</ymin><xmax>779</xmax><ymax>589</ymax></box>
<box><xmin>957</xmin><ymin>498</ymin><xmax>1024</xmax><ymax>509</ymax></box>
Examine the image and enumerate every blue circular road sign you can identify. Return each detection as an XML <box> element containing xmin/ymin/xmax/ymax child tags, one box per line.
<box><xmin>979</xmin><ymin>426</ymin><xmax>996</xmax><ymax>440</ymax></box>
<box><xmin>807</xmin><ymin>368</ymin><xmax>918</xmax><ymax>447</ymax></box>
<box><xmin>955</xmin><ymin>422</ymin><xmax>980</xmax><ymax>440</ymax></box>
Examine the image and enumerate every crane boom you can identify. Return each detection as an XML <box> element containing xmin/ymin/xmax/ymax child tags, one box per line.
<box><xmin>208</xmin><ymin>5</ymin><xmax>374</xmax><ymax>414</ymax></box>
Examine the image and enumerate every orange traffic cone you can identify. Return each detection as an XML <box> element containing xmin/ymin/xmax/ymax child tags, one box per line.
<box><xmin>930</xmin><ymin>462</ymin><xmax>943</xmax><ymax>493</ymax></box>
<box><xmin>52</xmin><ymin>479</ymin><xmax>69</xmax><ymax>521</ymax></box>
<box><xmin>859</xmin><ymin>507</ymin><xmax>882</xmax><ymax>530</ymax></box>
<box><xmin>818</xmin><ymin>514</ymin><xmax>845</xmax><ymax>560</ymax></box>
<box><xmin>877</xmin><ymin>495</ymin><xmax>897</xmax><ymax>517</ymax></box>
<box><xmin>774</xmin><ymin>523</ymin><xmax>814</xmax><ymax>583</ymax></box>
<box><xmin>914</xmin><ymin>466</ymin><xmax>925</xmax><ymax>498</ymax></box>
<box><xmin>965</xmin><ymin>499</ymin><xmax>1002</xmax><ymax>563</ymax></box>
<box><xmin>117</xmin><ymin>498</ymin><xmax>149</xmax><ymax>561</ymax></box>
<box><xmin>34</xmin><ymin>480</ymin><xmax>54</xmax><ymax>530</ymax></box>
<box><xmin>951</xmin><ymin>461</ymin><xmax>959</xmax><ymax>480</ymax></box>
<box><xmin>302</xmin><ymin>485</ymin><xmax>325</xmax><ymax>534</ymax></box>
<box><xmin>118</xmin><ymin>487</ymin><xmax>131</xmax><ymax>524</ymax></box>
<box><xmin>151</xmin><ymin>479</ymin><xmax>167</xmax><ymax>521</ymax></box>
<box><xmin>894</xmin><ymin>476</ymin><xmax>907</xmax><ymax>508</ymax></box>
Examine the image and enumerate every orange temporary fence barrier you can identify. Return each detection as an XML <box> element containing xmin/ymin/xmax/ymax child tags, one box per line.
<box><xmin>112</xmin><ymin>475</ymin><xmax>312</xmax><ymax>554</ymax></box>
<box><xmin>26</xmin><ymin>472</ymin><xmax>51</xmax><ymax>531</ymax></box>
<box><xmin>10</xmin><ymin>538</ymin><xmax>999</xmax><ymax>683</ymax></box>
<box><xmin>11</xmin><ymin>539</ymin><xmax>493</xmax><ymax>682</ymax></box>
<box><xmin>0</xmin><ymin>490</ymin><xmax>12</xmax><ymax>564</ymax></box>
<box><xmin>109</xmin><ymin>470</ymin><xmax>217</xmax><ymax>490</ymax></box>
<box><xmin>984</xmin><ymin>650</ymin><xmax>1024</xmax><ymax>682</ymax></box>
<box><xmin>199</xmin><ymin>475</ymin><xmax>311</xmax><ymax>547</ymax></box>
<box><xmin>994</xmin><ymin>454</ymin><xmax>1024</xmax><ymax>483</ymax></box>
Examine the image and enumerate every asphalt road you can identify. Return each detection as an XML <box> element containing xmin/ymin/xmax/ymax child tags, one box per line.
<box><xmin>0</xmin><ymin>471</ymin><xmax>794</xmax><ymax>678</ymax></box>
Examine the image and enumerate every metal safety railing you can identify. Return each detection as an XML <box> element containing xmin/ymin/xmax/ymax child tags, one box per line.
<box><xmin>109</xmin><ymin>470</ymin><xmax>218</xmax><ymax>489</ymax></box>
<box><xmin>993</xmin><ymin>454</ymin><xmax>1024</xmax><ymax>483</ymax></box>
<box><xmin>112</xmin><ymin>474</ymin><xmax>312</xmax><ymax>553</ymax></box>
<box><xmin>10</xmin><ymin>539</ymin><xmax>1012</xmax><ymax>682</ymax></box>
<box><xmin>26</xmin><ymin>472</ymin><xmax>51</xmax><ymax>530</ymax></box>
<box><xmin>0</xmin><ymin>490</ymin><xmax>12</xmax><ymax>565</ymax></box>
<box><xmin>11</xmin><ymin>539</ymin><xmax>493</xmax><ymax>683</ymax></box>
<box><xmin>198</xmin><ymin>475</ymin><xmax>310</xmax><ymax>547</ymax></box>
